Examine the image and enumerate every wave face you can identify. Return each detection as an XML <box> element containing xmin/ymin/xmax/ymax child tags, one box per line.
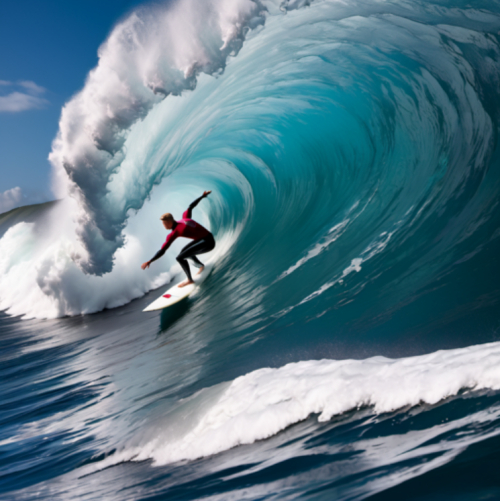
<box><xmin>1</xmin><ymin>0</ymin><xmax>500</xmax><ymax>324</ymax></box>
<box><xmin>2</xmin><ymin>0</ymin><xmax>500</xmax><ymax>499</ymax></box>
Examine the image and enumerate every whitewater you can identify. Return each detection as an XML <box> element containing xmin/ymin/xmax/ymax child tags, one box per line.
<box><xmin>2</xmin><ymin>0</ymin><xmax>500</xmax><ymax>499</ymax></box>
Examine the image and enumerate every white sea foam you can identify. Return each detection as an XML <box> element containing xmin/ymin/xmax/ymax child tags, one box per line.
<box><xmin>0</xmin><ymin>188</ymin><xmax>232</xmax><ymax>318</ymax></box>
<box><xmin>101</xmin><ymin>341</ymin><xmax>500</xmax><ymax>467</ymax></box>
<box><xmin>0</xmin><ymin>218</ymin><xmax>169</xmax><ymax>319</ymax></box>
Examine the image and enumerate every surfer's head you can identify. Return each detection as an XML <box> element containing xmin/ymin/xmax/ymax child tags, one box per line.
<box><xmin>160</xmin><ymin>213</ymin><xmax>175</xmax><ymax>229</ymax></box>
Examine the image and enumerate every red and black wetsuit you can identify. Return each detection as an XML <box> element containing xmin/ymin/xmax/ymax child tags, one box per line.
<box><xmin>149</xmin><ymin>196</ymin><xmax>215</xmax><ymax>281</ymax></box>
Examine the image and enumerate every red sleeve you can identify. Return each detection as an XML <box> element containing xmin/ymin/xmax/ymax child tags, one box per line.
<box><xmin>183</xmin><ymin>208</ymin><xmax>192</xmax><ymax>219</ymax></box>
<box><xmin>161</xmin><ymin>229</ymin><xmax>178</xmax><ymax>251</ymax></box>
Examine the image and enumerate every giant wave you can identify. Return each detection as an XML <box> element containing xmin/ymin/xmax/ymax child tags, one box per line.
<box><xmin>0</xmin><ymin>0</ymin><xmax>499</xmax><ymax>334</ymax></box>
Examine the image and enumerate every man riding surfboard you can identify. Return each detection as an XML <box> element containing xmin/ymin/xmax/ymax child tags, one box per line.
<box><xmin>141</xmin><ymin>191</ymin><xmax>215</xmax><ymax>287</ymax></box>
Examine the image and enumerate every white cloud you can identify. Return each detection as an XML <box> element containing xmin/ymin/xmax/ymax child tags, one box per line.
<box><xmin>0</xmin><ymin>187</ymin><xmax>23</xmax><ymax>213</ymax></box>
<box><xmin>0</xmin><ymin>92</ymin><xmax>48</xmax><ymax>112</ymax></box>
<box><xmin>0</xmin><ymin>80</ymin><xmax>48</xmax><ymax>113</ymax></box>
<box><xmin>19</xmin><ymin>80</ymin><xmax>46</xmax><ymax>95</ymax></box>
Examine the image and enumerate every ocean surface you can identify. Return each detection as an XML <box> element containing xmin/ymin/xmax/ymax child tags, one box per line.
<box><xmin>2</xmin><ymin>0</ymin><xmax>500</xmax><ymax>499</ymax></box>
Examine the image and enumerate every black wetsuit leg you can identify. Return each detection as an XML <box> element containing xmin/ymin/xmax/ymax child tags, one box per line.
<box><xmin>189</xmin><ymin>255</ymin><xmax>204</xmax><ymax>269</ymax></box>
<box><xmin>176</xmin><ymin>235</ymin><xmax>215</xmax><ymax>281</ymax></box>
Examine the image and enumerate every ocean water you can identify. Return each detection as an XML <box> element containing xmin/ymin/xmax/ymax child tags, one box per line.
<box><xmin>2</xmin><ymin>0</ymin><xmax>500</xmax><ymax>499</ymax></box>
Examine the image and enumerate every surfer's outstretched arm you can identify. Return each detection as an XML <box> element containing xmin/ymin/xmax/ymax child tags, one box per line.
<box><xmin>141</xmin><ymin>247</ymin><xmax>165</xmax><ymax>269</ymax></box>
<box><xmin>141</xmin><ymin>232</ymin><xmax>177</xmax><ymax>269</ymax></box>
<box><xmin>150</xmin><ymin>247</ymin><xmax>166</xmax><ymax>264</ymax></box>
<box><xmin>184</xmin><ymin>191</ymin><xmax>211</xmax><ymax>218</ymax></box>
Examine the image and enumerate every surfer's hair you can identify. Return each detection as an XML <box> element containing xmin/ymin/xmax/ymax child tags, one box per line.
<box><xmin>160</xmin><ymin>213</ymin><xmax>174</xmax><ymax>222</ymax></box>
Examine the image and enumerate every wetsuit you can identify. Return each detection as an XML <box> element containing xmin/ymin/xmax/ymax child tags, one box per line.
<box><xmin>149</xmin><ymin>196</ymin><xmax>215</xmax><ymax>281</ymax></box>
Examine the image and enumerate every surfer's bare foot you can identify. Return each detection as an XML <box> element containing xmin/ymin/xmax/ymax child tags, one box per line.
<box><xmin>178</xmin><ymin>279</ymin><xmax>195</xmax><ymax>288</ymax></box>
<box><xmin>196</xmin><ymin>266</ymin><xmax>204</xmax><ymax>276</ymax></box>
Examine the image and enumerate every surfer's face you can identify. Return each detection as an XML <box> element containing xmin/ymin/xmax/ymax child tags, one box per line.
<box><xmin>162</xmin><ymin>219</ymin><xmax>174</xmax><ymax>230</ymax></box>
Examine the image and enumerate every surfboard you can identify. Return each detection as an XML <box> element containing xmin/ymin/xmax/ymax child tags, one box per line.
<box><xmin>143</xmin><ymin>271</ymin><xmax>207</xmax><ymax>312</ymax></box>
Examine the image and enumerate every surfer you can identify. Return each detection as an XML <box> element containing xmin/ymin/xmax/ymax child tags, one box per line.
<box><xmin>141</xmin><ymin>191</ymin><xmax>215</xmax><ymax>287</ymax></box>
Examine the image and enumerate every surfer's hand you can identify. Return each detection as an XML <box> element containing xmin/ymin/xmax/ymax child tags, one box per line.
<box><xmin>141</xmin><ymin>261</ymin><xmax>151</xmax><ymax>270</ymax></box>
<box><xmin>203</xmin><ymin>190</ymin><xmax>211</xmax><ymax>198</ymax></box>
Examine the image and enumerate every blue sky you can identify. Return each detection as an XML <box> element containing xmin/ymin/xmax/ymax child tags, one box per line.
<box><xmin>0</xmin><ymin>0</ymin><xmax>149</xmax><ymax>212</ymax></box>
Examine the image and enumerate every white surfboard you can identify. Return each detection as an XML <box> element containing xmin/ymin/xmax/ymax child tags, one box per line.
<box><xmin>143</xmin><ymin>271</ymin><xmax>207</xmax><ymax>312</ymax></box>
